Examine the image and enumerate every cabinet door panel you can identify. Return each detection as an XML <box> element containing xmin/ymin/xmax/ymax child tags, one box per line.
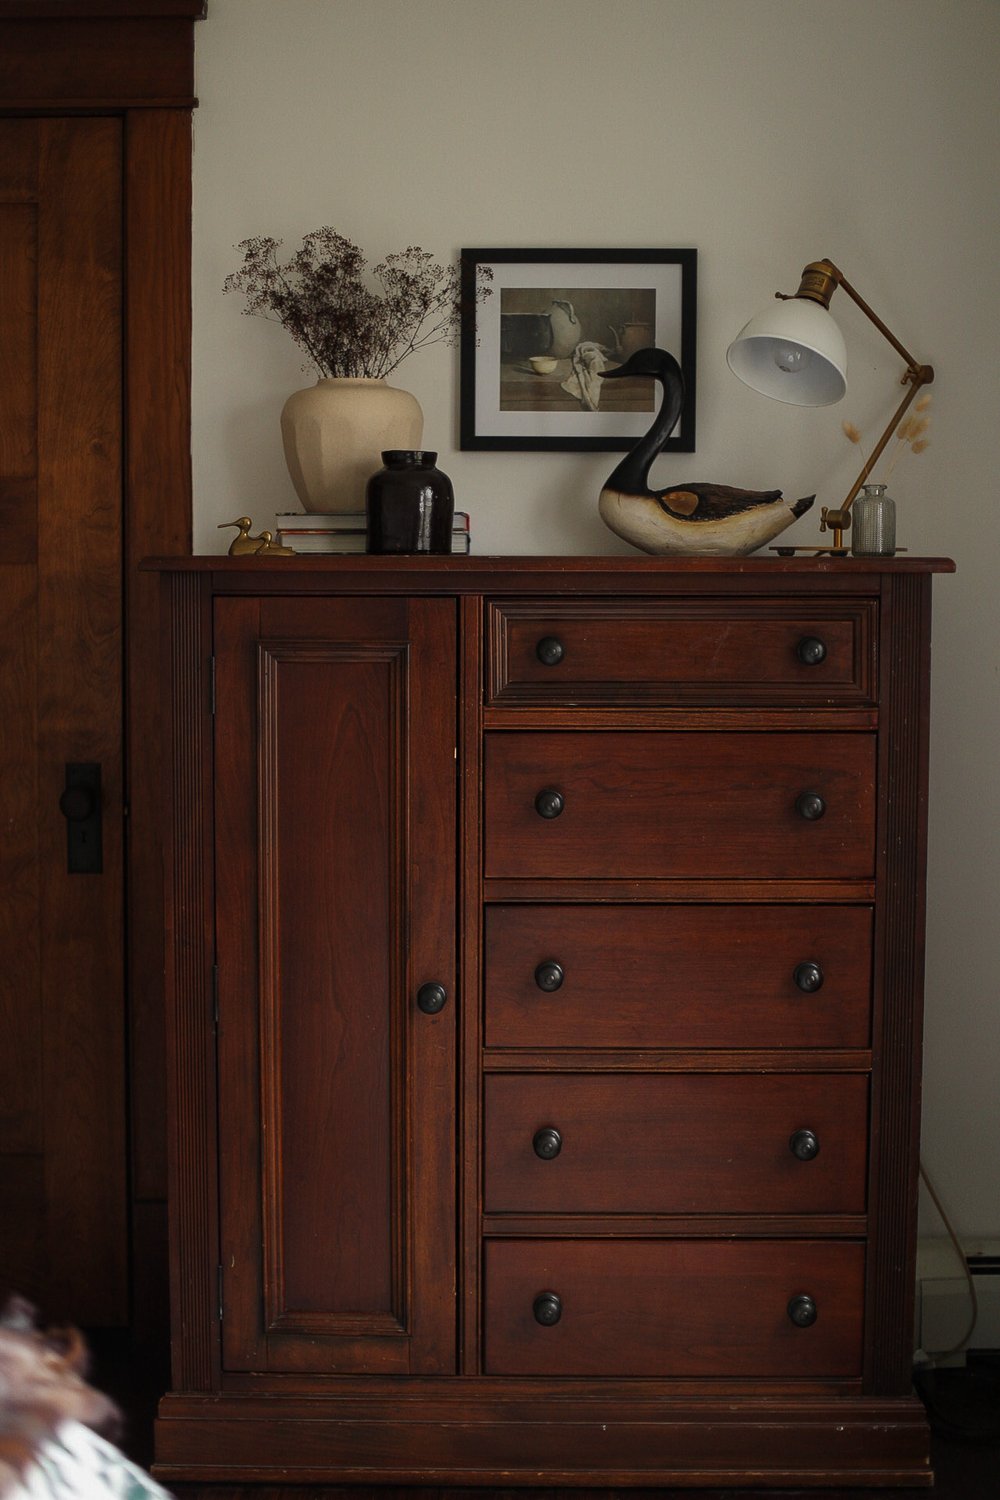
<box><xmin>215</xmin><ymin>596</ymin><xmax>456</xmax><ymax>1375</ymax></box>
<box><xmin>485</xmin><ymin>732</ymin><xmax>875</xmax><ymax>880</ymax></box>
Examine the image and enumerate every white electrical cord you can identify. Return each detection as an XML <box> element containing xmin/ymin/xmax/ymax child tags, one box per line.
<box><xmin>918</xmin><ymin>1159</ymin><xmax>978</xmax><ymax>1361</ymax></box>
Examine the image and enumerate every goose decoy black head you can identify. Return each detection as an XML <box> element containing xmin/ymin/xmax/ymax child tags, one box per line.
<box><xmin>597</xmin><ymin>346</ymin><xmax>813</xmax><ymax>556</ymax></box>
<box><xmin>601</xmin><ymin>347</ymin><xmax>684</xmax><ymax>385</ymax></box>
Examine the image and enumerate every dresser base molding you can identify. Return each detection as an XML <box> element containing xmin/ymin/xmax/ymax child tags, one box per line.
<box><xmin>154</xmin><ymin>1390</ymin><xmax>931</xmax><ymax>1488</ymax></box>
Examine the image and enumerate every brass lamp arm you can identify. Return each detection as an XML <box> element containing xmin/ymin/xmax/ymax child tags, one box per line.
<box><xmin>780</xmin><ymin>258</ymin><xmax>934</xmax><ymax>547</ymax></box>
<box><xmin>827</xmin><ymin>260</ymin><xmax>931</xmax><ymax>379</ymax></box>
<box><xmin>839</xmin><ymin>364</ymin><xmax>933</xmax><ymax>513</ymax></box>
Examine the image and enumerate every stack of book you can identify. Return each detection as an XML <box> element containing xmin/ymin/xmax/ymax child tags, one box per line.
<box><xmin>275</xmin><ymin>511</ymin><xmax>471</xmax><ymax>554</ymax></box>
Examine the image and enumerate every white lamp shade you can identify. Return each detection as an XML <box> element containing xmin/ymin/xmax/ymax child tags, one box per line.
<box><xmin>727</xmin><ymin>296</ymin><xmax>848</xmax><ymax>406</ymax></box>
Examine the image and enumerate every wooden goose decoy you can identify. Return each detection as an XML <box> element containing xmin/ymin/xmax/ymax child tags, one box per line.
<box><xmin>597</xmin><ymin>348</ymin><xmax>815</xmax><ymax>556</ymax></box>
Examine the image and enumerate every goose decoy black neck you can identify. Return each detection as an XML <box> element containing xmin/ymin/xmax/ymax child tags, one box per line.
<box><xmin>601</xmin><ymin>347</ymin><xmax>685</xmax><ymax>496</ymax></box>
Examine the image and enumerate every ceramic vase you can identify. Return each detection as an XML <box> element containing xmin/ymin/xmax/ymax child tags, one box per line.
<box><xmin>280</xmin><ymin>378</ymin><xmax>423</xmax><ymax>514</ymax></box>
<box><xmin>366</xmin><ymin>451</ymin><xmax>454</xmax><ymax>554</ymax></box>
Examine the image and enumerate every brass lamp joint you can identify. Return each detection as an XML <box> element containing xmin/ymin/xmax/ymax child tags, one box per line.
<box><xmin>820</xmin><ymin>506</ymin><xmax>852</xmax><ymax>534</ymax></box>
<box><xmin>904</xmin><ymin>362</ymin><xmax>935</xmax><ymax>388</ymax></box>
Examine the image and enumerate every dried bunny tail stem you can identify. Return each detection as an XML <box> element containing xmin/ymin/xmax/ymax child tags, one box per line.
<box><xmin>887</xmin><ymin>424</ymin><xmax>932</xmax><ymax>473</ymax></box>
<box><xmin>842</xmin><ymin>419</ymin><xmax>872</xmax><ymax>473</ymax></box>
<box><xmin>886</xmin><ymin>413</ymin><xmax>931</xmax><ymax>479</ymax></box>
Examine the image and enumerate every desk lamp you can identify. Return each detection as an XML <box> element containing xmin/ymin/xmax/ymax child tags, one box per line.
<box><xmin>727</xmin><ymin>258</ymin><xmax>934</xmax><ymax>553</ymax></box>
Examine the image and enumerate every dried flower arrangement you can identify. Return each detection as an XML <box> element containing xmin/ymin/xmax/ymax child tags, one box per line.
<box><xmin>842</xmin><ymin>393</ymin><xmax>932</xmax><ymax>481</ymax></box>
<box><xmin>225</xmin><ymin>228</ymin><xmax>491</xmax><ymax>381</ymax></box>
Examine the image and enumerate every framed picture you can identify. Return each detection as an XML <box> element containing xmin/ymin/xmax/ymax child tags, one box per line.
<box><xmin>460</xmin><ymin>247</ymin><xmax>697</xmax><ymax>452</ymax></box>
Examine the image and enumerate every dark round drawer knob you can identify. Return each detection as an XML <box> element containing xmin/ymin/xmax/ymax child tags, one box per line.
<box><xmin>533</xmin><ymin>1291</ymin><xmax>562</xmax><ymax>1326</ymax></box>
<box><xmin>795</xmin><ymin>791</ymin><xmax>826</xmax><ymax>821</ymax></box>
<box><xmin>787</xmin><ymin>1293</ymin><xmax>818</xmax><ymax>1327</ymax></box>
<box><xmin>793</xmin><ymin>960</ymin><xmax>824</xmax><ymax>994</ymax></box>
<box><xmin>534</xmin><ymin>960</ymin><xmax>565</xmax><ymax>992</ymax></box>
<box><xmin>416</xmin><ymin>981</ymin><xmax>447</xmax><ymax>1015</ymax></box>
<box><xmin>789</xmin><ymin>1128</ymin><xmax>820</xmax><ymax>1161</ymax></box>
<box><xmin>796</xmin><ymin>636</ymin><xmax>828</xmax><ymax>666</ymax></box>
<box><xmin>533</xmin><ymin>1127</ymin><xmax>563</xmax><ymax>1160</ymax></box>
<box><xmin>536</xmin><ymin>636</ymin><xmax>565</xmax><ymax>667</ymax></box>
<box><xmin>535</xmin><ymin>788</ymin><xmax>564</xmax><ymax>819</ymax></box>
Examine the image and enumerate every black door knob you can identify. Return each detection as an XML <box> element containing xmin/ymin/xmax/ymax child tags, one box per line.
<box><xmin>534</xmin><ymin>961</ymin><xmax>565</xmax><ymax>992</ymax></box>
<box><xmin>535</xmin><ymin>788</ymin><xmax>564</xmax><ymax>819</ymax></box>
<box><xmin>536</xmin><ymin>636</ymin><xmax>565</xmax><ymax>666</ymax></box>
<box><xmin>795</xmin><ymin>791</ymin><xmax>826</xmax><ymax>821</ymax></box>
<box><xmin>796</xmin><ymin>636</ymin><xmax>828</xmax><ymax>666</ymax></box>
<box><xmin>533</xmin><ymin>1292</ymin><xmax>562</xmax><ymax>1326</ymax></box>
<box><xmin>787</xmin><ymin>1293</ymin><xmax>818</xmax><ymax>1327</ymax></box>
<box><xmin>59</xmin><ymin>784</ymin><xmax>95</xmax><ymax>821</ymax></box>
<box><xmin>789</xmin><ymin>1128</ymin><xmax>820</xmax><ymax>1161</ymax></box>
<box><xmin>793</xmin><ymin>961</ymin><xmax>824</xmax><ymax>993</ymax></box>
<box><xmin>533</xmin><ymin>1127</ymin><xmax>563</xmax><ymax>1160</ymax></box>
<box><xmin>416</xmin><ymin>982</ymin><xmax>447</xmax><ymax>1015</ymax></box>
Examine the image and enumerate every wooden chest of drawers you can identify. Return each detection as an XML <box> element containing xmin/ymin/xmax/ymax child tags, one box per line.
<box><xmin>154</xmin><ymin>555</ymin><xmax>952</xmax><ymax>1489</ymax></box>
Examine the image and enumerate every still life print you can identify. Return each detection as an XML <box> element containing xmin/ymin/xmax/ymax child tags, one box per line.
<box><xmin>499</xmin><ymin>286</ymin><xmax>656</xmax><ymax>414</ymax></box>
<box><xmin>460</xmin><ymin>248</ymin><xmax>697</xmax><ymax>452</ymax></box>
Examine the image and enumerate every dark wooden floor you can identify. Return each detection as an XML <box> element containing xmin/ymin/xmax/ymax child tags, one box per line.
<box><xmin>88</xmin><ymin>1337</ymin><xmax>1000</xmax><ymax>1500</ymax></box>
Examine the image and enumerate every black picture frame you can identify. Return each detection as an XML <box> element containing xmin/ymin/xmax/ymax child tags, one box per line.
<box><xmin>460</xmin><ymin>247</ymin><xmax>697</xmax><ymax>453</ymax></box>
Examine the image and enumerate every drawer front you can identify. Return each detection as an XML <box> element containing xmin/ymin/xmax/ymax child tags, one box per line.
<box><xmin>484</xmin><ymin>1073</ymin><xmax>868</xmax><ymax>1214</ymax></box>
<box><xmin>484</xmin><ymin>732</ymin><xmax>876</xmax><ymax>880</ymax></box>
<box><xmin>485</xmin><ymin>904</ymin><xmax>872</xmax><ymax>1050</ymax></box>
<box><xmin>484</xmin><ymin>1238</ymin><xmax>864</xmax><ymax>1376</ymax></box>
<box><xmin>487</xmin><ymin>598</ymin><xmax>875</xmax><ymax>707</ymax></box>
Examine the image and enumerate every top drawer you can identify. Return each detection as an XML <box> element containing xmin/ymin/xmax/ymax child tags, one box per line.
<box><xmin>486</xmin><ymin>598</ymin><xmax>876</xmax><ymax>708</ymax></box>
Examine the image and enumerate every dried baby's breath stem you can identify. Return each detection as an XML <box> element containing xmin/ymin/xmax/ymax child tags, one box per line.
<box><xmin>225</xmin><ymin>229</ymin><xmax>492</xmax><ymax>380</ymax></box>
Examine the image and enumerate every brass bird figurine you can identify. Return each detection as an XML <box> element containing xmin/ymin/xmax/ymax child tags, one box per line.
<box><xmin>219</xmin><ymin>517</ymin><xmax>294</xmax><ymax>557</ymax></box>
<box><xmin>252</xmin><ymin>529</ymin><xmax>295</xmax><ymax>557</ymax></box>
<box><xmin>597</xmin><ymin>348</ymin><xmax>814</xmax><ymax>556</ymax></box>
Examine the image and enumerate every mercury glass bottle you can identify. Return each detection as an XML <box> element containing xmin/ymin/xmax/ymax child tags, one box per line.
<box><xmin>851</xmin><ymin>482</ymin><xmax>896</xmax><ymax>557</ymax></box>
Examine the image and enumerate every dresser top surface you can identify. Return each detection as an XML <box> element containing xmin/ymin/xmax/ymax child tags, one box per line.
<box><xmin>149</xmin><ymin>555</ymin><xmax>955</xmax><ymax>591</ymax></box>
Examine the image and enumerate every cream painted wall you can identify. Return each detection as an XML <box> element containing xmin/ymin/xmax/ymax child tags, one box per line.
<box><xmin>192</xmin><ymin>0</ymin><xmax>1000</xmax><ymax>1236</ymax></box>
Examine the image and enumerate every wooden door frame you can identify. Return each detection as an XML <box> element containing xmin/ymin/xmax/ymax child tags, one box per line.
<box><xmin>0</xmin><ymin>0</ymin><xmax>205</xmax><ymax>1333</ymax></box>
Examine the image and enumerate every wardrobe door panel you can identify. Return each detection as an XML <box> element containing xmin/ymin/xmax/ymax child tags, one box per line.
<box><xmin>214</xmin><ymin>595</ymin><xmax>457</xmax><ymax>1375</ymax></box>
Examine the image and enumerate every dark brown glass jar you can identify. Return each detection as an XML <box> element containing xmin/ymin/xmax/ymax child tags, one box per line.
<box><xmin>365</xmin><ymin>450</ymin><xmax>455</xmax><ymax>554</ymax></box>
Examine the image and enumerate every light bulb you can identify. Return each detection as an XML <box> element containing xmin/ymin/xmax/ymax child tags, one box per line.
<box><xmin>772</xmin><ymin>344</ymin><xmax>811</xmax><ymax>374</ymax></box>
